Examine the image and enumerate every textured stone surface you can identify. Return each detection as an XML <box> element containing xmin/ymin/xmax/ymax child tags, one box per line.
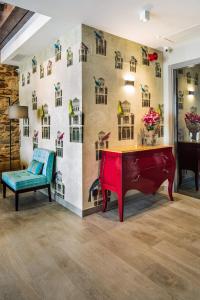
<box><xmin>0</xmin><ymin>64</ymin><xmax>19</xmax><ymax>171</ymax></box>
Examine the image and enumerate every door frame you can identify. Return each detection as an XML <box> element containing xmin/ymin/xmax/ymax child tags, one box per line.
<box><xmin>169</xmin><ymin>57</ymin><xmax>200</xmax><ymax>192</ymax></box>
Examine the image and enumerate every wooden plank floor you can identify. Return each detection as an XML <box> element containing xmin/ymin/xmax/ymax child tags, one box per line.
<box><xmin>0</xmin><ymin>190</ymin><xmax>200</xmax><ymax>300</ymax></box>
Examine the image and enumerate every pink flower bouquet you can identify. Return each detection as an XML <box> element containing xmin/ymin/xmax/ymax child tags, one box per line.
<box><xmin>143</xmin><ymin>107</ymin><xmax>160</xmax><ymax>131</ymax></box>
<box><xmin>185</xmin><ymin>112</ymin><xmax>200</xmax><ymax>141</ymax></box>
<box><xmin>185</xmin><ymin>112</ymin><xmax>200</xmax><ymax>123</ymax></box>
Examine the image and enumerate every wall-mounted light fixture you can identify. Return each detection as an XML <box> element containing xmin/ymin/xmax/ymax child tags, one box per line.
<box><xmin>188</xmin><ymin>90</ymin><xmax>195</xmax><ymax>96</ymax></box>
<box><xmin>125</xmin><ymin>80</ymin><xmax>134</xmax><ymax>87</ymax></box>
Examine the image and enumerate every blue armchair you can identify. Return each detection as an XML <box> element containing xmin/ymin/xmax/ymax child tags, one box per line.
<box><xmin>1</xmin><ymin>148</ymin><xmax>55</xmax><ymax>211</ymax></box>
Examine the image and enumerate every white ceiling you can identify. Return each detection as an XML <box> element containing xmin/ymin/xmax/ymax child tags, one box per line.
<box><xmin>3</xmin><ymin>0</ymin><xmax>200</xmax><ymax>63</ymax></box>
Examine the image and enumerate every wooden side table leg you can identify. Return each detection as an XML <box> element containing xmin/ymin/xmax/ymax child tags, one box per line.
<box><xmin>102</xmin><ymin>188</ymin><xmax>107</xmax><ymax>212</ymax></box>
<box><xmin>168</xmin><ymin>177</ymin><xmax>174</xmax><ymax>201</ymax></box>
<box><xmin>179</xmin><ymin>168</ymin><xmax>182</xmax><ymax>186</ymax></box>
<box><xmin>195</xmin><ymin>171</ymin><xmax>199</xmax><ymax>191</ymax></box>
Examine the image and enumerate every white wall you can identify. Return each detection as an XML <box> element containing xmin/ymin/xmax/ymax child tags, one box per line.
<box><xmin>19</xmin><ymin>25</ymin><xmax>83</xmax><ymax>215</ymax></box>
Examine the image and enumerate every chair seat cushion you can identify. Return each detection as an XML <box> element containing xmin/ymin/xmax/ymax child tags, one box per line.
<box><xmin>2</xmin><ymin>170</ymin><xmax>47</xmax><ymax>191</ymax></box>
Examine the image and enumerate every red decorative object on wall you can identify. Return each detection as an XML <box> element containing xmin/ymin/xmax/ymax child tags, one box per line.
<box><xmin>148</xmin><ymin>52</ymin><xmax>158</xmax><ymax>62</ymax></box>
<box><xmin>99</xmin><ymin>145</ymin><xmax>175</xmax><ymax>222</ymax></box>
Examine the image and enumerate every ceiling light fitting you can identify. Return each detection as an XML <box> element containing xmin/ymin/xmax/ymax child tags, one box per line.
<box><xmin>140</xmin><ymin>10</ymin><xmax>150</xmax><ymax>23</ymax></box>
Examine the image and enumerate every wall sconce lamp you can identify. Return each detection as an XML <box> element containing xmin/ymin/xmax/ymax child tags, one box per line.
<box><xmin>125</xmin><ymin>80</ymin><xmax>134</xmax><ymax>87</ymax></box>
<box><xmin>188</xmin><ymin>90</ymin><xmax>195</xmax><ymax>96</ymax></box>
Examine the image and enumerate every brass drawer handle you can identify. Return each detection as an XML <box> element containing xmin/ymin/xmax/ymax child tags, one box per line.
<box><xmin>132</xmin><ymin>174</ymin><xmax>140</xmax><ymax>182</ymax></box>
<box><xmin>134</xmin><ymin>158</ymin><xmax>139</xmax><ymax>164</ymax></box>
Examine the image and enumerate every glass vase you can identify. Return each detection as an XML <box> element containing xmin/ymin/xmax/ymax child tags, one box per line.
<box><xmin>144</xmin><ymin>129</ymin><xmax>157</xmax><ymax>146</ymax></box>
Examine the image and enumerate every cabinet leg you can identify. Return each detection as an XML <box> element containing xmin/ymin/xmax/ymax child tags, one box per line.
<box><xmin>102</xmin><ymin>188</ymin><xmax>107</xmax><ymax>212</ymax></box>
<box><xmin>195</xmin><ymin>171</ymin><xmax>199</xmax><ymax>191</ymax></box>
<box><xmin>168</xmin><ymin>178</ymin><xmax>174</xmax><ymax>201</ymax></box>
<box><xmin>118</xmin><ymin>193</ymin><xmax>124</xmax><ymax>222</ymax></box>
<box><xmin>3</xmin><ymin>183</ymin><xmax>6</xmax><ymax>198</ymax></box>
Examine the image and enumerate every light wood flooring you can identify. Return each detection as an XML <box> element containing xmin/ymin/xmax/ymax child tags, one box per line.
<box><xmin>0</xmin><ymin>189</ymin><xmax>200</xmax><ymax>300</ymax></box>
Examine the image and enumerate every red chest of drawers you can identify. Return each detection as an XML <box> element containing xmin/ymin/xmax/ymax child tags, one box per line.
<box><xmin>99</xmin><ymin>145</ymin><xmax>176</xmax><ymax>222</ymax></box>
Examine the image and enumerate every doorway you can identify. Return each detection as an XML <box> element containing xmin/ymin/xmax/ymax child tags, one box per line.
<box><xmin>176</xmin><ymin>64</ymin><xmax>200</xmax><ymax>198</ymax></box>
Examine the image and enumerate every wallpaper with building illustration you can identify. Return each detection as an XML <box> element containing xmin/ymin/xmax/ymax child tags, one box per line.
<box><xmin>19</xmin><ymin>24</ymin><xmax>163</xmax><ymax>215</ymax></box>
<box><xmin>177</xmin><ymin>66</ymin><xmax>200</xmax><ymax>141</ymax></box>
<box><xmin>19</xmin><ymin>25</ymin><xmax>83</xmax><ymax>213</ymax></box>
<box><xmin>82</xmin><ymin>24</ymin><xmax>163</xmax><ymax>211</ymax></box>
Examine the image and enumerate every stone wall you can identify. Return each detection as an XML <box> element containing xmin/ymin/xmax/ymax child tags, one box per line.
<box><xmin>0</xmin><ymin>64</ymin><xmax>19</xmax><ymax>171</ymax></box>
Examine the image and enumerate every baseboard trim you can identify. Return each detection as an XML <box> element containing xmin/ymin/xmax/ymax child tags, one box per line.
<box><xmin>83</xmin><ymin>193</ymin><xmax>141</xmax><ymax>217</ymax></box>
<box><xmin>40</xmin><ymin>189</ymin><xmax>82</xmax><ymax>217</ymax></box>
<box><xmin>55</xmin><ymin>196</ymin><xmax>82</xmax><ymax>217</ymax></box>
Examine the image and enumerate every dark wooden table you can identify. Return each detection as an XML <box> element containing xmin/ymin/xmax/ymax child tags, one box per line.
<box><xmin>178</xmin><ymin>141</ymin><xmax>200</xmax><ymax>191</ymax></box>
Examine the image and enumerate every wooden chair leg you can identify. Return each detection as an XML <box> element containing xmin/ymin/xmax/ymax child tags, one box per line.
<box><xmin>48</xmin><ymin>185</ymin><xmax>52</xmax><ymax>202</ymax></box>
<box><xmin>3</xmin><ymin>183</ymin><xmax>6</xmax><ymax>198</ymax></box>
<box><xmin>15</xmin><ymin>192</ymin><xmax>19</xmax><ymax>211</ymax></box>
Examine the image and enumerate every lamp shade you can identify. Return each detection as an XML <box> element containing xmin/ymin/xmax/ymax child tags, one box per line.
<box><xmin>8</xmin><ymin>105</ymin><xmax>28</xmax><ymax>119</ymax></box>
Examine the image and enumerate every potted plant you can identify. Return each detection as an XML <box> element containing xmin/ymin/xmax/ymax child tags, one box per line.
<box><xmin>142</xmin><ymin>107</ymin><xmax>160</xmax><ymax>145</ymax></box>
<box><xmin>185</xmin><ymin>112</ymin><xmax>200</xmax><ymax>141</ymax></box>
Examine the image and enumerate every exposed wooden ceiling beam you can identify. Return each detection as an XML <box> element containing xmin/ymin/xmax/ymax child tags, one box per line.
<box><xmin>0</xmin><ymin>7</ymin><xmax>34</xmax><ymax>50</ymax></box>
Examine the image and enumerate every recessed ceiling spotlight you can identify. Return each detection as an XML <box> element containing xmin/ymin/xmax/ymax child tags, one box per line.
<box><xmin>140</xmin><ymin>10</ymin><xmax>150</xmax><ymax>23</ymax></box>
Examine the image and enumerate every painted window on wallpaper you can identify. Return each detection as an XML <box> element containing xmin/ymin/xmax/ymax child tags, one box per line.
<box><xmin>88</xmin><ymin>179</ymin><xmax>111</xmax><ymax>207</ymax></box>
<box><xmin>118</xmin><ymin>101</ymin><xmax>134</xmax><ymax>140</ymax></box>
<box><xmin>22</xmin><ymin>74</ymin><xmax>25</xmax><ymax>87</ymax></box>
<box><xmin>186</xmin><ymin>72</ymin><xmax>192</xmax><ymax>84</ymax></box>
<box><xmin>32</xmin><ymin>91</ymin><xmax>37</xmax><ymax>110</ymax></box>
<box><xmin>66</xmin><ymin>47</ymin><xmax>73</xmax><ymax>67</ymax></box>
<box><xmin>130</xmin><ymin>56</ymin><xmax>137</xmax><ymax>72</ymax></box>
<box><xmin>27</xmin><ymin>72</ymin><xmax>30</xmax><ymax>84</ymax></box>
<box><xmin>94</xmin><ymin>77</ymin><xmax>108</xmax><ymax>104</ymax></box>
<box><xmin>33</xmin><ymin>130</ymin><xmax>39</xmax><ymax>150</ymax></box>
<box><xmin>55</xmin><ymin>40</ymin><xmax>62</xmax><ymax>62</ymax></box>
<box><xmin>141</xmin><ymin>46</ymin><xmax>149</xmax><ymax>66</ymax></box>
<box><xmin>55</xmin><ymin>82</ymin><xmax>62</xmax><ymax>107</ymax></box>
<box><xmin>79</xmin><ymin>42</ymin><xmax>88</xmax><ymax>62</ymax></box>
<box><xmin>115</xmin><ymin>51</ymin><xmax>123</xmax><ymax>69</ymax></box>
<box><xmin>95</xmin><ymin>131</ymin><xmax>110</xmax><ymax>161</ymax></box>
<box><xmin>155</xmin><ymin>62</ymin><xmax>161</xmax><ymax>78</ymax></box>
<box><xmin>55</xmin><ymin>131</ymin><xmax>64</xmax><ymax>158</ymax></box>
<box><xmin>178</xmin><ymin>69</ymin><xmax>184</xmax><ymax>75</ymax></box>
<box><xmin>55</xmin><ymin>171</ymin><xmax>65</xmax><ymax>199</ymax></box>
<box><xmin>158</xmin><ymin>125</ymin><xmax>164</xmax><ymax>138</ymax></box>
<box><xmin>23</xmin><ymin>118</ymin><xmax>29</xmax><ymax>137</ymax></box>
<box><xmin>178</xmin><ymin>91</ymin><xmax>184</xmax><ymax>110</ymax></box>
<box><xmin>141</xmin><ymin>85</ymin><xmax>151</xmax><ymax>107</ymax></box>
<box><xmin>41</xmin><ymin>104</ymin><xmax>50</xmax><ymax>139</ymax></box>
<box><xmin>92</xmin><ymin>187</ymin><xmax>111</xmax><ymax>207</ymax></box>
<box><xmin>47</xmin><ymin>60</ymin><xmax>52</xmax><ymax>76</ymax></box>
<box><xmin>40</xmin><ymin>64</ymin><xmax>44</xmax><ymax>79</ymax></box>
<box><xmin>194</xmin><ymin>73</ymin><xmax>199</xmax><ymax>85</ymax></box>
<box><xmin>157</xmin><ymin>104</ymin><xmax>164</xmax><ymax>138</ymax></box>
<box><xmin>94</xmin><ymin>30</ymin><xmax>106</xmax><ymax>56</ymax></box>
<box><xmin>69</xmin><ymin>98</ymin><xmax>84</xmax><ymax>143</ymax></box>
<box><xmin>190</xmin><ymin>106</ymin><xmax>197</xmax><ymax>113</ymax></box>
<box><xmin>32</xmin><ymin>56</ymin><xmax>37</xmax><ymax>73</ymax></box>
